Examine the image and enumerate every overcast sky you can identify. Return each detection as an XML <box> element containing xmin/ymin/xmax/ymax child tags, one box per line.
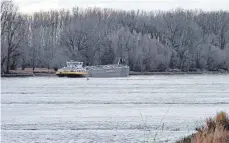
<box><xmin>14</xmin><ymin>0</ymin><xmax>229</xmax><ymax>13</ymax></box>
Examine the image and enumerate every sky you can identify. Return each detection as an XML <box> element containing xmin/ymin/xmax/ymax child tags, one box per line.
<box><xmin>13</xmin><ymin>0</ymin><xmax>229</xmax><ymax>13</ymax></box>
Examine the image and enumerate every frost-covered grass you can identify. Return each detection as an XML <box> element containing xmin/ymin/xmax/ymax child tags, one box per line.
<box><xmin>177</xmin><ymin>111</ymin><xmax>229</xmax><ymax>143</ymax></box>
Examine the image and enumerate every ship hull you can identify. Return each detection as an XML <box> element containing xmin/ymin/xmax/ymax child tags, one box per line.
<box><xmin>56</xmin><ymin>71</ymin><xmax>88</xmax><ymax>78</ymax></box>
<box><xmin>86</xmin><ymin>65</ymin><xmax>129</xmax><ymax>78</ymax></box>
<box><xmin>56</xmin><ymin>74</ymin><xmax>86</xmax><ymax>78</ymax></box>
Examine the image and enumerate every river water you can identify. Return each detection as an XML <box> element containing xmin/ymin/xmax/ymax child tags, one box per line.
<box><xmin>1</xmin><ymin>75</ymin><xmax>229</xmax><ymax>143</ymax></box>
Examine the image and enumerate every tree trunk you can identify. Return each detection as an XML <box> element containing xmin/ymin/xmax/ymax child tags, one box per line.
<box><xmin>6</xmin><ymin>53</ymin><xmax>10</xmax><ymax>74</ymax></box>
<box><xmin>32</xmin><ymin>59</ymin><xmax>35</xmax><ymax>73</ymax></box>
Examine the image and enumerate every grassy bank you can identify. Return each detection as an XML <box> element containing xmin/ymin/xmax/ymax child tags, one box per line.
<box><xmin>129</xmin><ymin>70</ymin><xmax>229</xmax><ymax>75</ymax></box>
<box><xmin>9</xmin><ymin>68</ymin><xmax>56</xmax><ymax>74</ymax></box>
<box><xmin>177</xmin><ymin>112</ymin><xmax>229</xmax><ymax>143</ymax></box>
<box><xmin>2</xmin><ymin>68</ymin><xmax>229</xmax><ymax>77</ymax></box>
<box><xmin>1</xmin><ymin>68</ymin><xmax>56</xmax><ymax>77</ymax></box>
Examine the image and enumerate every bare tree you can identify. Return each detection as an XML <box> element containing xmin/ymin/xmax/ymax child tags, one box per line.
<box><xmin>2</xmin><ymin>2</ymin><xmax>228</xmax><ymax>72</ymax></box>
<box><xmin>1</xmin><ymin>1</ymin><xmax>25</xmax><ymax>73</ymax></box>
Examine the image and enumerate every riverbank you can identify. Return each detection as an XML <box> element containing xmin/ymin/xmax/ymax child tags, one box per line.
<box><xmin>177</xmin><ymin>112</ymin><xmax>229</xmax><ymax>143</ymax></box>
<box><xmin>129</xmin><ymin>70</ymin><xmax>229</xmax><ymax>75</ymax></box>
<box><xmin>130</xmin><ymin>71</ymin><xmax>204</xmax><ymax>75</ymax></box>
<box><xmin>1</xmin><ymin>68</ymin><xmax>228</xmax><ymax>77</ymax></box>
<box><xmin>1</xmin><ymin>73</ymin><xmax>56</xmax><ymax>77</ymax></box>
<box><xmin>1</xmin><ymin>68</ymin><xmax>56</xmax><ymax>77</ymax></box>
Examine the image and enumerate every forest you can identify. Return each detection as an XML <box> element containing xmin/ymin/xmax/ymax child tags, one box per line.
<box><xmin>1</xmin><ymin>0</ymin><xmax>229</xmax><ymax>73</ymax></box>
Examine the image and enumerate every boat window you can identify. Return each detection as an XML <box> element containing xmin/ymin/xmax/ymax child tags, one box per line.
<box><xmin>66</xmin><ymin>61</ymin><xmax>84</xmax><ymax>68</ymax></box>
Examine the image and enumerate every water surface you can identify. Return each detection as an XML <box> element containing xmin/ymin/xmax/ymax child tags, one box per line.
<box><xmin>1</xmin><ymin>75</ymin><xmax>229</xmax><ymax>143</ymax></box>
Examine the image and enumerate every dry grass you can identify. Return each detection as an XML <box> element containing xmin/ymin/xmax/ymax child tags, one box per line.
<box><xmin>177</xmin><ymin>111</ymin><xmax>229</xmax><ymax>143</ymax></box>
<box><xmin>9</xmin><ymin>68</ymin><xmax>55</xmax><ymax>74</ymax></box>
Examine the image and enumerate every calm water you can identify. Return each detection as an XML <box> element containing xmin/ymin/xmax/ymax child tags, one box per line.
<box><xmin>1</xmin><ymin>75</ymin><xmax>229</xmax><ymax>143</ymax></box>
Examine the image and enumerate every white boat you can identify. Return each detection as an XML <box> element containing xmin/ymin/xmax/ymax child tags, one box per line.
<box><xmin>56</xmin><ymin>61</ymin><xmax>88</xmax><ymax>77</ymax></box>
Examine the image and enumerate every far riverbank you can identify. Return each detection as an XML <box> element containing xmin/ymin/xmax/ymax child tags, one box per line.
<box><xmin>2</xmin><ymin>70</ymin><xmax>228</xmax><ymax>77</ymax></box>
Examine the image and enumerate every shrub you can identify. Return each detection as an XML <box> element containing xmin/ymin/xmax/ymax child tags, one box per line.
<box><xmin>177</xmin><ymin>111</ymin><xmax>229</xmax><ymax>143</ymax></box>
<box><xmin>215</xmin><ymin>112</ymin><xmax>228</xmax><ymax>125</ymax></box>
<box><xmin>206</xmin><ymin>117</ymin><xmax>216</xmax><ymax>131</ymax></box>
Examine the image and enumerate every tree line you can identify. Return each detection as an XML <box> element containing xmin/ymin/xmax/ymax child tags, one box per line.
<box><xmin>1</xmin><ymin>1</ymin><xmax>229</xmax><ymax>73</ymax></box>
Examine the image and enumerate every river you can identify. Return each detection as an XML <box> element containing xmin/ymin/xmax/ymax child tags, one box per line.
<box><xmin>1</xmin><ymin>74</ymin><xmax>229</xmax><ymax>143</ymax></box>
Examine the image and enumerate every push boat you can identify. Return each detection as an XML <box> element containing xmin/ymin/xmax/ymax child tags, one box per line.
<box><xmin>56</xmin><ymin>61</ymin><xmax>88</xmax><ymax>77</ymax></box>
<box><xmin>56</xmin><ymin>58</ymin><xmax>129</xmax><ymax>78</ymax></box>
